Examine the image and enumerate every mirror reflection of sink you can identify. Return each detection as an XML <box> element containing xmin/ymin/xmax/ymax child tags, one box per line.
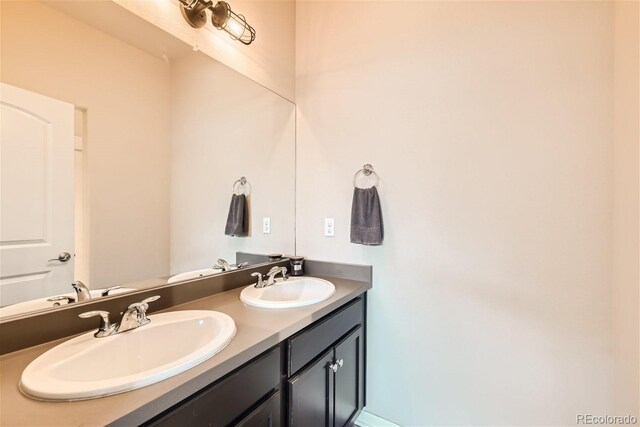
<box><xmin>0</xmin><ymin>287</ymin><xmax>135</xmax><ymax>318</ymax></box>
<box><xmin>166</xmin><ymin>262</ymin><xmax>248</xmax><ymax>284</ymax></box>
<box><xmin>20</xmin><ymin>310</ymin><xmax>236</xmax><ymax>401</ymax></box>
<box><xmin>166</xmin><ymin>268</ymin><xmax>223</xmax><ymax>284</ymax></box>
<box><xmin>240</xmin><ymin>277</ymin><xmax>336</xmax><ymax>309</ymax></box>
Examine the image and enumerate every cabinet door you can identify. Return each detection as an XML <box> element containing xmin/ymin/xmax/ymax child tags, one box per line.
<box><xmin>288</xmin><ymin>350</ymin><xmax>334</xmax><ymax>427</ymax></box>
<box><xmin>334</xmin><ymin>327</ymin><xmax>363</xmax><ymax>427</ymax></box>
<box><xmin>236</xmin><ymin>391</ymin><xmax>281</xmax><ymax>427</ymax></box>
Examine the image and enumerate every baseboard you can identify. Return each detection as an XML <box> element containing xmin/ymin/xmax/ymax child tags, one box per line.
<box><xmin>356</xmin><ymin>409</ymin><xmax>401</xmax><ymax>427</ymax></box>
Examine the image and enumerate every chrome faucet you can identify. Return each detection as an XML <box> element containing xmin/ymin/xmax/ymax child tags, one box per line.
<box><xmin>266</xmin><ymin>266</ymin><xmax>288</xmax><ymax>287</ymax></box>
<box><xmin>71</xmin><ymin>280</ymin><xmax>92</xmax><ymax>302</ymax></box>
<box><xmin>79</xmin><ymin>295</ymin><xmax>160</xmax><ymax>338</ymax></box>
<box><xmin>213</xmin><ymin>258</ymin><xmax>231</xmax><ymax>271</ymax></box>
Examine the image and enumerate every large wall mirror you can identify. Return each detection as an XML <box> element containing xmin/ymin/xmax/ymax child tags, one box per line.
<box><xmin>0</xmin><ymin>1</ymin><xmax>296</xmax><ymax>319</ymax></box>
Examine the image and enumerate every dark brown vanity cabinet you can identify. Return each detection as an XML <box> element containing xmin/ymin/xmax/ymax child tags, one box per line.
<box><xmin>143</xmin><ymin>295</ymin><xmax>366</xmax><ymax>427</ymax></box>
<box><xmin>288</xmin><ymin>326</ymin><xmax>363</xmax><ymax>427</ymax></box>
<box><xmin>286</xmin><ymin>298</ymin><xmax>365</xmax><ymax>427</ymax></box>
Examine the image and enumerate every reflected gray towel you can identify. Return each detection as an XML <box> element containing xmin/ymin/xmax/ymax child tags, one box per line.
<box><xmin>225</xmin><ymin>194</ymin><xmax>248</xmax><ymax>237</ymax></box>
<box><xmin>350</xmin><ymin>186</ymin><xmax>383</xmax><ymax>245</ymax></box>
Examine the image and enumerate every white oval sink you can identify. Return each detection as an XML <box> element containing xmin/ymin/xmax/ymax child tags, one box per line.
<box><xmin>20</xmin><ymin>310</ymin><xmax>236</xmax><ymax>401</ymax></box>
<box><xmin>166</xmin><ymin>268</ymin><xmax>223</xmax><ymax>284</ymax></box>
<box><xmin>240</xmin><ymin>277</ymin><xmax>336</xmax><ymax>309</ymax></box>
<box><xmin>0</xmin><ymin>287</ymin><xmax>135</xmax><ymax>318</ymax></box>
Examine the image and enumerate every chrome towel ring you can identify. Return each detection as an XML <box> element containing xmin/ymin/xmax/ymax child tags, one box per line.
<box><xmin>233</xmin><ymin>176</ymin><xmax>248</xmax><ymax>195</ymax></box>
<box><xmin>353</xmin><ymin>164</ymin><xmax>379</xmax><ymax>188</ymax></box>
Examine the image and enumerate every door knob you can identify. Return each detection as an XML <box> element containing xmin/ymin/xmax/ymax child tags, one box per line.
<box><xmin>337</xmin><ymin>359</ymin><xmax>344</xmax><ymax>368</ymax></box>
<box><xmin>48</xmin><ymin>252</ymin><xmax>71</xmax><ymax>262</ymax></box>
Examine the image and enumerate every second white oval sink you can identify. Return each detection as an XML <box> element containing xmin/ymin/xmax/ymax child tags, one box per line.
<box><xmin>240</xmin><ymin>277</ymin><xmax>336</xmax><ymax>309</ymax></box>
<box><xmin>20</xmin><ymin>310</ymin><xmax>236</xmax><ymax>401</ymax></box>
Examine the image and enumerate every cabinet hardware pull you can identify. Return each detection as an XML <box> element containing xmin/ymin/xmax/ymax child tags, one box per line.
<box><xmin>329</xmin><ymin>359</ymin><xmax>344</xmax><ymax>373</ymax></box>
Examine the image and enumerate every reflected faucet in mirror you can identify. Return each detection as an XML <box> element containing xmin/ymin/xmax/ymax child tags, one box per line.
<box><xmin>49</xmin><ymin>281</ymin><xmax>124</xmax><ymax>304</ymax></box>
<box><xmin>166</xmin><ymin>260</ymin><xmax>251</xmax><ymax>285</ymax></box>
<box><xmin>213</xmin><ymin>259</ymin><xmax>231</xmax><ymax>271</ymax></box>
<box><xmin>0</xmin><ymin>282</ymin><xmax>137</xmax><ymax>318</ymax></box>
<box><xmin>70</xmin><ymin>281</ymin><xmax>91</xmax><ymax>302</ymax></box>
<box><xmin>212</xmin><ymin>259</ymin><xmax>250</xmax><ymax>271</ymax></box>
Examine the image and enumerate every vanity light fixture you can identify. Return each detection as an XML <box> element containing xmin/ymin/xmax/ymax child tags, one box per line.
<box><xmin>178</xmin><ymin>0</ymin><xmax>256</xmax><ymax>45</ymax></box>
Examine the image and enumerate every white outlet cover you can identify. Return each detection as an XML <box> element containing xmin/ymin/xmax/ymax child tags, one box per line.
<box><xmin>324</xmin><ymin>218</ymin><xmax>335</xmax><ymax>237</ymax></box>
<box><xmin>263</xmin><ymin>217</ymin><xmax>271</xmax><ymax>234</ymax></box>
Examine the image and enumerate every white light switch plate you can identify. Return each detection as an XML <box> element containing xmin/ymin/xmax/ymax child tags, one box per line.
<box><xmin>324</xmin><ymin>218</ymin><xmax>335</xmax><ymax>237</ymax></box>
<box><xmin>263</xmin><ymin>217</ymin><xmax>271</xmax><ymax>234</ymax></box>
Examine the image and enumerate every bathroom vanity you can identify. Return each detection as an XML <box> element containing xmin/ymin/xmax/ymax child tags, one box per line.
<box><xmin>0</xmin><ymin>260</ymin><xmax>371</xmax><ymax>427</ymax></box>
<box><xmin>145</xmin><ymin>296</ymin><xmax>365</xmax><ymax>427</ymax></box>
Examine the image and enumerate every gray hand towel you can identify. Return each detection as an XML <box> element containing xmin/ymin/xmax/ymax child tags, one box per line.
<box><xmin>350</xmin><ymin>186</ymin><xmax>383</xmax><ymax>245</ymax></box>
<box><xmin>225</xmin><ymin>194</ymin><xmax>248</xmax><ymax>237</ymax></box>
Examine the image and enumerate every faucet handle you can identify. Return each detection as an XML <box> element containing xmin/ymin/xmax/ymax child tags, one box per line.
<box><xmin>267</xmin><ymin>266</ymin><xmax>288</xmax><ymax>279</ymax></box>
<box><xmin>251</xmin><ymin>272</ymin><xmax>263</xmax><ymax>288</ymax></box>
<box><xmin>267</xmin><ymin>266</ymin><xmax>279</xmax><ymax>275</ymax></box>
<box><xmin>47</xmin><ymin>295</ymin><xmax>76</xmax><ymax>305</ymax></box>
<box><xmin>79</xmin><ymin>310</ymin><xmax>114</xmax><ymax>337</ymax></box>
<box><xmin>141</xmin><ymin>295</ymin><xmax>161</xmax><ymax>305</ymax></box>
<box><xmin>101</xmin><ymin>286</ymin><xmax>123</xmax><ymax>297</ymax></box>
<box><xmin>127</xmin><ymin>295</ymin><xmax>160</xmax><ymax>310</ymax></box>
<box><xmin>128</xmin><ymin>295</ymin><xmax>160</xmax><ymax>326</ymax></box>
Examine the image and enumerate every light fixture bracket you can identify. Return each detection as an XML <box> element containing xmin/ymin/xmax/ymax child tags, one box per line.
<box><xmin>179</xmin><ymin>0</ymin><xmax>211</xmax><ymax>29</ymax></box>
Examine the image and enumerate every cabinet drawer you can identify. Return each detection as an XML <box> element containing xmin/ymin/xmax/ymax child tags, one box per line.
<box><xmin>287</xmin><ymin>297</ymin><xmax>363</xmax><ymax>376</ymax></box>
<box><xmin>146</xmin><ymin>346</ymin><xmax>281</xmax><ymax>427</ymax></box>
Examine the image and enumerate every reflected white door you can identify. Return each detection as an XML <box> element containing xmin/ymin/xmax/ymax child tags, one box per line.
<box><xmin>0</xmin><ymin>83</ymin><xmax>74</xmax><ymax>306</ymax></box>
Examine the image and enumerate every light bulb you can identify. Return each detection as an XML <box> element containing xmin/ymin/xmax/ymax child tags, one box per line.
<box><xmin>210</xmin><ymin>1</ymin><xmax>256</xmax><ymax>45</ymax></box>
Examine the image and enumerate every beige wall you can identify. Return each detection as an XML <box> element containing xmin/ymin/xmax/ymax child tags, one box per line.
<box><xmin>612</xmin><ymin>0</ymin><xmax>639</xmax><ymax>417</ymax></box>
<box><xmin>296</xmin><ymin>1</ymin><xmax>627</xmax><ymax>425</ymax></box>
<box><xmin>169</xmin><ymin>52</ymin><xmax>296</xmax><ymax>273</ymax></box>
<box><xmin>1</xmin><ymin>1</ymin><xmax>171</xmax><ymax>289</ymax></box>
<box><xmin>114</xmin><ymin>0</ymin><xmax>296</xmax><ymax>102</ymax></box>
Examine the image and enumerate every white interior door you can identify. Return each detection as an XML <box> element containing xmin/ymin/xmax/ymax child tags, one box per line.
<box><xmin>0</xmin><ymin>83</ymin><xmax>75</xmax><ymax>307</ymax></box>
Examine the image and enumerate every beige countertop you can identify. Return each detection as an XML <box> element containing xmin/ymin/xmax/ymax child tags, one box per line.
<box><xmin>0</xmin><ymin>276</ymin><xmax>370</xmax><ymax>427</ymax></box>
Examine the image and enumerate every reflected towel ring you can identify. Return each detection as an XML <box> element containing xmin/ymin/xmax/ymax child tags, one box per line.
<box><xmin>233</xmin><ymin>177</ymin><xmax>248</xmax><ymax>195</ymax></box>
<box><xmin>353</xmin><ymin>164</ymin><xmax>378</xmax><ymax>188</ymax></box>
